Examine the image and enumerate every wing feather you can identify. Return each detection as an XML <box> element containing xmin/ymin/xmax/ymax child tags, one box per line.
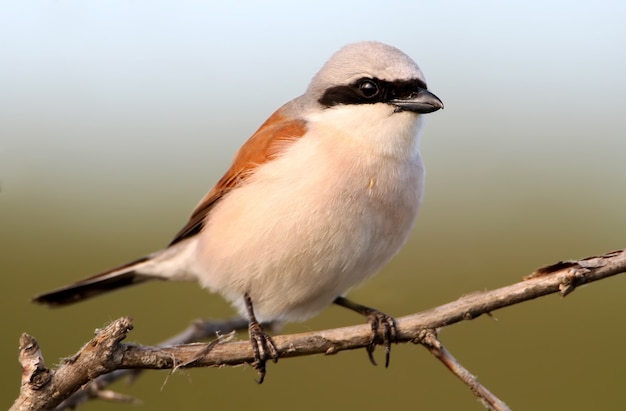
<box><xmin>169</xmin><ymin>109</ymin><xmax>307</xmax><ymax>245</ymax></box>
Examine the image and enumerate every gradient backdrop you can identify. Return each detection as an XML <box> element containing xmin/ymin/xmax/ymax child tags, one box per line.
<box><xmin>2</xmin><ymin>1</ymin><xmax>625</xmax><ymax>410</ymax></box>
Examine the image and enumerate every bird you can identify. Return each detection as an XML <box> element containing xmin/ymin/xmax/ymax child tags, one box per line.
<box><xmin>33</xmin><ymin>41</ymin><xmax>443</xmax><ymax>382</ymax></box>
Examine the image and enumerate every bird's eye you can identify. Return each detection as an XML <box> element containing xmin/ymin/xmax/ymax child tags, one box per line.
<box><xmin>358</xmin><ymin>79</ymin><xmax>379</xmax><ymax>98</ymax></box>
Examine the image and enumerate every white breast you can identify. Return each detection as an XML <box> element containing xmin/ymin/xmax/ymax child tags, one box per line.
<box><xmin>195</xmin><ymin>104</ymin><xmax>425</xmax><ymax>322</ymax></box>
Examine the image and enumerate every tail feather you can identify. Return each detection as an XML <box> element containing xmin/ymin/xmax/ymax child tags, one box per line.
<box><xmin>33</xmin><ymin>256</ymin><xmax>158</xmax><ymax>307</ymax></box>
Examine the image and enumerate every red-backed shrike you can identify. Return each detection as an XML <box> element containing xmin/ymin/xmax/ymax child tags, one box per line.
<box><xmin>34</xmin><ymin>41</ymin><xmax>443</xmax><ymax>381</ymax></box>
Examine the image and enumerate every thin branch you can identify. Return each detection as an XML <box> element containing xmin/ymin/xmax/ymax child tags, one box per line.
<box><xmin>419</xmin><ymin>329</ymin><xmax>511</xmax><ymax>411</ymax></box>
<box><xmin>54</xmin><ymin>317</ymin><xmax>252</xmax><ymax>410</ymax></box>
<box><xmin>11</xmin><ymin>248</ymin><xmax>626</xmax><ymax>411</ymax></box>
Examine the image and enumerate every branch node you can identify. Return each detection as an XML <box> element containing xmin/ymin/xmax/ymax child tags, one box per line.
<box><xmin>558</xmin><ymin>272</ymin><xmax>577</xmax><ymax>297</ymax></box>
<box><xmin>411</xmin><ymin>328</ymin><xmax>438</xmax><ymax>346</ymax></box>
<box><xmin>17</xmin><ymin>333</ymin><xmax>52</xmax><ymax>390</ymax></box>
<box><xmin>420</xmin><ymin>330</ymin><xmax>441</xmax><ymax>349</ymax></box>
<box><xmin>463</xmin><ymin>311</ymin><xmax>475</xmax><ymax>320</ymax></box>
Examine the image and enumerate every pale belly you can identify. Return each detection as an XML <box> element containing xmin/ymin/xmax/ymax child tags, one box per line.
<box><xmin>194</xmin><ymin>138</ymin><xmax>424</xmax><ymax>322</ymax></box>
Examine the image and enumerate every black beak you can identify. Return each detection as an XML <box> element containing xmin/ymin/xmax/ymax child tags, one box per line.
<box><xmin>390</xmin><ymin>88</ymin><xmax>444</xmax><ymax>114</ymax></box>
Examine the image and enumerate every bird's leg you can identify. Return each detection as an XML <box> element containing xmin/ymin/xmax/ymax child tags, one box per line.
<box><xmin>244</xmin><ymin>293</ymin><xmax>279</xmax><ymax>383</ymax></box>
<box><xmin>333</xmin><ymin>296</ymin><xmax>397</xmax><ymax>367</ymax></box>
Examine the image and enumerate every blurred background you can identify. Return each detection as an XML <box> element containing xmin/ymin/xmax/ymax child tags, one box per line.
<box><xmin>2</xmin><ymin>1</ymin><xmax>625</xmax><ymax>409</ymax></box>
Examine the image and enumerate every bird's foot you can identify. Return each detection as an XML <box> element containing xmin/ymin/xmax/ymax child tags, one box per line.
<box><xmin>248</xmin><ymin>319</ymin><xmax>279</xmax><ymax>384</ymax></box>
<box><xmin>364</xmin><ymin>309</ymin><xmax>397</xmax><ymax>367</ymax></box>
<box><xmin>333</xmin><ymin>296</ymin><xmax>398</xmax><ymax>367</ymax></box>
<box><xmin>244</xmin><ymin>293</ymin><xmax>279</xmax><ymax>383</ymax></box>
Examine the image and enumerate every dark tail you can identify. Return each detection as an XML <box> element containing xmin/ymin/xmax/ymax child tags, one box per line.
<box><xmin>33</xmin><ymin>256</ymin><xmax>158</xmax><ymax>307</ymax></box>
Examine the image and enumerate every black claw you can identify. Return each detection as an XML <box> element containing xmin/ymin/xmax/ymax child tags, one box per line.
<box><xmin>333</xmin><ymin>296</ymin><xmax>398</xmax><ymax>367</ymax></box>
<box><xmin>366</xmin><ymin>314</ymin><xmax>380</xmax><ymax>366</ymax></box>
<box><xmin>249</xmin><ymin>320</ymin><xmax>278</xmax><ymax>384</ymax></box>
<box><xmin>366</xmin><ymin>343</ymin><xmax>377</xmax><ymax>366</ymax></box>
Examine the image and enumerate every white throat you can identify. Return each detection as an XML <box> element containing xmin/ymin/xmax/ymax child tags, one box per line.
<box><xmin>305</xmin><ymin>103</ymin><xmax>424</xmax><ymax>159</ymax></box>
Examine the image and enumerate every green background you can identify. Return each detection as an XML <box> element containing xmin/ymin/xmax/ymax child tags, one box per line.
<box><xmin>2</xmin><ymin>1</ymin><xmax>625</xmax><ymax>410</ymax></box>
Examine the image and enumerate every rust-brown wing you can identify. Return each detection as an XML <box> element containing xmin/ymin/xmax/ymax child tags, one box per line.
<box><xmin>168</xmin><ymin>109</ymin><xmax>308</xmax><ymax>246</ymax></box>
